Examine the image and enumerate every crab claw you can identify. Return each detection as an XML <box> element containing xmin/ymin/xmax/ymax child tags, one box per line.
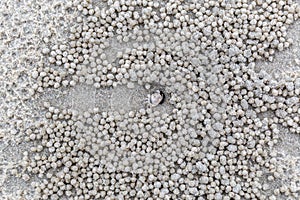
<box><xmin>149</xmin><ymin>90</ymin><xmax>164</xmax><ymax>106</ymax></box>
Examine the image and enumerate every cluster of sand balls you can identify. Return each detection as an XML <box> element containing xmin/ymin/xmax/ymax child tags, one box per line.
<box><xmin>25</xmin><ymin>0</ymin><xmax>300</xmax><ymax>199</ymax></box>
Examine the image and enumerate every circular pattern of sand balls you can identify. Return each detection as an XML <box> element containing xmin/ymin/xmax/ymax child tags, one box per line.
<box><xmin>25</xmin><ymin>0</ymin><xmax>300</xmax><ymax>199</ymax></box>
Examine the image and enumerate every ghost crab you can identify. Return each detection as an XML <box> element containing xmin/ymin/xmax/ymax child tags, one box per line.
<box><xmin>145</xmin><ymin>89</ymin><xmax>165</xmax><ymax>107</ymax></box>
